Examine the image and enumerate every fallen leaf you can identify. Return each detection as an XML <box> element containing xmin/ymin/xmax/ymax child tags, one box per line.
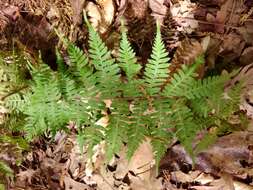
<box><xmin>16</xmin><ymin>169</ymin><xmax>37</xmax><ymax>184</ymax></box>
<box><xmin>70</xmin><ymin>0</ymin><xmax>86</xmax><ymax>25</ymax></box>
<box><xmin>64</xmin><ymin>176</ymin><xmax>92</xmax><ymax>190</ymax></box>
<box><xmin>170</xmin><ymin>170</ymin><xmax>201</xmax><ymax>183</ymax></box>
<box><xmin>149</xmin><ymin>0</ymin><xmax>168</xmax><ymax>23</ymax></box>
<box><xmin>127</xmin><ymin>139</ymin><xmax>162</xmax><ymax>190</ymax></box>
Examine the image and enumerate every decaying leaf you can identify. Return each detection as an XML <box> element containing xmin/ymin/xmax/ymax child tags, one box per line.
<box><xmin>85</xmin><ymin>0</ymin><xmax>115</xmax><ymax>34</ymax></box>
<box><xmin>196</xmin><ymin>131</ymin><xmax>253</xmax><ymax>179</ymax></box>
<box><xmin>70</xmin><ymin>0</ymin><xmax>86</xmax><ymax>26</ymax></box>
<box><xmin>170</xmin><ymin>0</ymin><xmax>198</xmax><ymax>33</ymax></box>
<box><xmin>114</xmin><ymin>139</ymin><xmax>162</xmax><ymax>190</ymax></box>
<box><xmin>149</xmin><ymin>0</ymin><xmax>168</xmax><ymax>23</ymax></box>
<box><xmin>16</xmin><ymin>169</ymin><xmax>37</xmax><ymax>185</ymax></box>
<box><xmin>64</xmin><ymin>176</ymin><xmax>92</xmax><ymax>190</ymax></box>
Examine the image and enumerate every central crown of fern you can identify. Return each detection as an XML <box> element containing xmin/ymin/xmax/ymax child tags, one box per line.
<box><xmin>4</xmin><ymin>18</ymin><xmax>244</xmax><ymax>164</ymax></box>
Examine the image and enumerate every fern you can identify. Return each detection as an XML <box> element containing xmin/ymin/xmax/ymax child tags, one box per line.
<box><xmin>144</xmin><ymin>22</ymin><xmax>170</xmax><ymax>96</ymax></box>
<box><xmin>126</xmin><ymin>101</ymin><xmax>148</xmax><ymax>160</ymax></box>
<box><xmin>186</xmin><ymin>73</ymin><xmax>231</xmax><ymax>99</ymax></box>
<box><xmin>3</xmin><ymin>19</ymin><xmax>247</xmax><ymax>166</ymax></box>
<box><xmin>162</xmin><ymin>57</ymin><xmax>203</xmax><ymax>98</ymax></box>
<box><xmin>118</xmin><ymin>24</ymin><xmax>141</xmax><ymax>79</ymax></box>
<box><xmin>86</xmin><ymin>18</ymin><xmax>120</xmax><ymax>98</ymax></box>
<box><xmin>0</xmin><ymin>160</ymin><xmax>13</xmax><ymax>186</ymax></box>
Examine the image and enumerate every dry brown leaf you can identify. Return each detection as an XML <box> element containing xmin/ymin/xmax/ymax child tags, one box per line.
<box><xmin>239</xmin><ymin>21</ymin><xmax>253</xmax><ymax>45</ymax></box>
<box><xmin>127</xmin><ymin>139</ymin><xmax>162</xmax><ymax>190</ymax></box>
<box><xmin>128</xmin><ymin>139</ymin><xmax>155</xmax><ymax>178</ymax></box>
<box><xmin>86</xmin><ymin>2</ymin><xmax>101</xmax><ymax>31</ymax></box>
<box><xmin>240</xmin><ymin>47</ymin><xmax>253</xmax><ymax>65</ymax></box>
<box><xmin>194</xmin><ymin>172</ymin><xmax>215</xmax><ymax>184</ymax></box>
<box><xmin>16</xmin><ymin>169</ymin><xmax>37</xmax><ymax>184</ymax></box>
<box><xmin>70</xmin><ymin>0</ymin><xmax>86</xmax><ymax>25</ymax></box>
<box><xmin>64</xmin><ymin>176</ymin><xmax>92</xmax><ymax>190</ymax></box>
<box><xmin>196</xmin><ymin>131</ymin><xmax>253</xmax><ymax>179</ymax></box>
<box><xmin>127</xmin><ymin>0</ymin><xmax>148</xmax><ymax>19</ymax></box>
<box><xmin>129</xmin><ymin>174</ymin><xmax>163</xmax><ymax>190</ymax></box>
<box><xmin>99</xmin><ymin>0</ymin><xmax>115</xmax><ymax>29</ymax></box>
<box><xmin>1</xmin><ymin>4</ymin><xmax>20</xmax><ymax>21</ymax></box>
<box><xmin>233</xmin><ymin>181</ymin><xmax>253</xmax><ymax>190</ymax></box>
<box><xmin>170</xmin><ymin>0</ymin><xmax>198</xmax><ymax>33</ymax></box>
<box><xmin>85</xmin><ymin>0</ymin><xmax>115</xmax><ymax>34</ymax></box>
<box><xmin>149</xmin><ymin>0</ymin><xmax>168</xmax><ymax>23</ymax></box>
<box><xmin>170</xmin><ymin>170</ymin><xmax>201</xmax><ymax>184</ymax></box>
<box><xmin>113</xmin><ymin>148</ymin><xmax>129</xmax><ymax>179</ymax></box>
<box><xmin>95</xmin><ymin>116</ymin><xmax>109</xmax><ymax>127</ymax></box>
<box><xmin>191</xmin><ymin>175</ymin><xmax>234</xmax><ymax>190</ymax></box>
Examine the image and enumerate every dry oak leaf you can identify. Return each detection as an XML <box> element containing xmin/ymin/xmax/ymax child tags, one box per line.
<box><xmin>115</xmin><ymin>139</ymin><xmax>163</xmax><ymax>190</ymax></box>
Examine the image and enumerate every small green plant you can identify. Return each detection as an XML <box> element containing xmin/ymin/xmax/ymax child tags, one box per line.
<box><xmin>0</xmin><ymin>51</ymin><xmax>30</xmax><ymax>190</ymax></box>
<box><xmin>4</xmin><ymin>21</ymin><xmax>245</xmax><ymax>164</ymax></box>
<box><xmin>0</xmin><ymin>160</ymin><xmax>13</xmax><ymax>189</ymax></box>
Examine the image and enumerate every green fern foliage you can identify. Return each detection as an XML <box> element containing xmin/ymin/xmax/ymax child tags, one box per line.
<box><xmin>163</xmin><ymin>62</ymin><xmax>198</xmax><ymax>98</ymax></box>
<box><xmin>3</xmin><ymin>19</ymin><xmax>247</xmax><ymax>165</ymax></box>
<box><xmin>144</xmin><ymin>22</ymin><xmax>170</xmax><ymax>95</ymax></box>
<box><xmin>118</xmin><ymin>24</ymin><xmax>141</xmax><ymax>79</ymax></box>
<box><xmin>87</xmin><ymin>20</ymin><xmax>120</xmax><ymax>98</ymax></box>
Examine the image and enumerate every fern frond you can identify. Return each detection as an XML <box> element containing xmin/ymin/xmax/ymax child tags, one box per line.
<box><xmin>163</xmin><ymin>56</ymin><xmax>204</xmax><ymax>98</ymax></box>
<box><xmin>77</xmin><ymin>125</ymin><xmax>105</xmax><ymax>157</ymax></box>
<box><xmin>126</xmin><ymin>102</ymin><xmax>148</xmax><ymax>159</ymax></box>
<box><xmin>144</xmin><ymin>22</ymin><xmax>170</xmax><ymax>95</ymax></box>
<box><xmin>186</xmin><ymin>73</ymin><xmax>230</xmax><ymax>99</ymax></box>
<box><xmin>118</xmin><ymin>25</ymin><xmax>141</xmax><ymax>79</ymax></box>
<box><xmin>87</xmin><ymin>21</ymin><xmax>120</xmax><ymax>97</ymax></box>
<box><xmin>0</xmin><ymin>161</ymin><xmax>13</xmax><ymax>177</ymax></box>
<box><xmin>176</xmin><ymin>121</ymin><xmax>199</xmax><ymax>157</ymax></box>
<box><xmin>67</xmin><ymin>44</ymin><xmax>94</xmax><ymax>82</ymax></box>
<box><xmin>220</xmin><ymin>82</ymin><xmax>242</xmax><ymax>118</ymax></box>
<box><xmin>194</xmin><ymin>133</ymin><xmax>217</xmax><ymax>154</ymax></box>
<box><xmin>4</xmin><ymin>93</ymin><xmax>26</xmax><ymax>113</ymax></box>
<box><xmin>103</xmin><ymin>100</ymin><xmax>131</xmax><ymax>160</ymax></box>
<box><xmin>105</xmin><ymin>116</ymin><xmax>126</xmax><ymax>160</ymax></box>
<box><xmin>172</xmin><ymin>104</ymin><xmax>197</xmax><ymax>155</ymax></box>
<box><xmin>150</xmin><ymin>99</ymin><xmax>174</xmax><ymax>163</ymax></box>
<box><xmin>191</xmin><ymin>98</ymin><xmax>211</xmax><ymax>118</ymax></box>
<box><xmin>0</xmin><ymin>184</ymin><xmax>5</xmax><ymax>190</ymax></box>
<box><xmin>151</xmin><ymin>129</ymin><xmax>172</xmax><ymax>164</ymax></box>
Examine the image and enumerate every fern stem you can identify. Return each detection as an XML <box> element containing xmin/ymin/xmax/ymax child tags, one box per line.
<box><xmin>1</xmin><ymin>85</ymin><xmax>29</xmax><ymax>101</ymax></box>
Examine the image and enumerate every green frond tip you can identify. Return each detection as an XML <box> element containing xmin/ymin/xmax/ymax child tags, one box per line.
<box><xmin>118</xmin><ymin>23</ymin><xmax>141</xmax><ymax>79</ymax></box>
<box><xmin>144</xmin><ymin>21</ymin><xmax>170</xmax><ymax>95</ymax></box>
<box><xmin>87</xmin><ymin>15</ymin><xmax>120</xmax><ymax>96</ymax></box>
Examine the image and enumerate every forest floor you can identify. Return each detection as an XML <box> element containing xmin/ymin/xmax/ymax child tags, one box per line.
<box><xmin>0</xmin><ymin>0</ymin><xmax>253</xmax><ymax>189</ymax></box>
